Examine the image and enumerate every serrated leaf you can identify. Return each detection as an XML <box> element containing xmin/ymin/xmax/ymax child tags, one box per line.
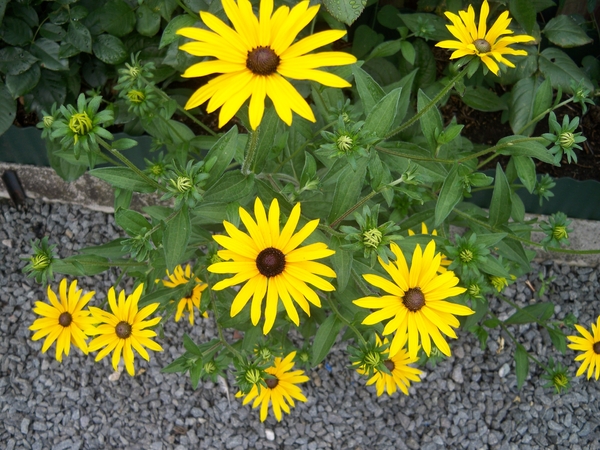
<box><xmin>89</xmin><ymin>167</ymin><xmax>157</xmax><ymax>193</ymax></box>
<box><xmin>311</xmin><ymin>314</ymin><xmax>344</xmax><ymax>366</ymax></box>
<box><xmin>351</xmin><ymin>65</ymin><xmax>385</xmax><ymax>113</ymax></box>
<box><xmin>160</xmin><ymin>14</ymin><xmax>197</xmax><ymax>49</ymax></box>
<box><xmin>515</xmin><ymin>344</ymin><xmax>529</xmax><ymax>389</ymax></box>
<box><xmin>328</xmin><ymin>159</ymin><xmax>368</xmax><ymax>224</ymax></box>
<box><xmin>323</xmin><ymin>0</ymin><xmax>367</xmax><ymax>26</ymax></box>
<box><xmin>544</xmin><ymin>15</ymin><xmax>593</xmax><ymax>48</ymax></box>
<box><xmin>164</xmin><ymin>205</ymin><xmax>190</xmax><ymax>272</ymax></box>
<box><xmin>30</xmin><ymin>38</ymin><xmax>69</xmax><ymax>71</ymax></box>
<box><xmin>434</xmin><ymin>164</ymin><xmax>462</xmax><ymax>226</ymax></box>
<box><xmin>0</xmin><ymin>83</ymin><xmax>16</xmax><ymax>136</ymax></box>
<box><xmin>489</xmin><ymin>164</ymin><xmax>511</xmax><ymax>228</ymax></box>
<box><xmin>93</xmin><ymin>34</ymin><xmax>127</xmax><ymax>64</ymax></box>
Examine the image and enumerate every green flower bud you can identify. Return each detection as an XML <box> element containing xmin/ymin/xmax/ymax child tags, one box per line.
<box><xmin>68</xmin><ymin>112</ymin><xmax>93</xmax><ymax>136</ymax></box>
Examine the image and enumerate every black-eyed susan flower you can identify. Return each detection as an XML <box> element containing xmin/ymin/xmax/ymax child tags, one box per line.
<box><xmin>29</xmin><ymin>279</ymin><xmax>96</xmax><ymax>362</ymax></box>
<box><xmin>208</xmin><ymin>197</ymin><xmax>336</xmax><ymax>334</ymax></box>
<box><xmin>160</xmin><ymin>264</ymin><xmax>208</xmax><ymax>325</ymax></box>
<box><xmin>354</xmin><ymin>240</ymin><xmax>474</xmax><ymax>358</ymax></box>
<box><xmin>177</xmin><ymin>0</ymin><xmax>357</xmax><ymax>129</ymax></box>
<box><xmin>567</xmin><ymin>316</ymin><xmax>600</xmax><ymax>380</ymax></box>
<box><xmin>407</xmin><ymin>222</ymin><xmax>451</xmax><ymax>273</ymax></box>
<box><xmin>435</xmin><ymin>0</ymin><xmax>535</xmax><ymax>75</ymax></box>
<box><xmin>87</xmin><ymin>284</ymin><xmax>163</xmax><ymax>376</ymax></box>
<box><xmin>354</xmin><ymin>336</ymin><xmax>422</xmax><ymax>396</ymax></box>
<box><xmin>236</xmin><ymin>351</ymin><xmax>309</xmax><ymax>421</ymax></box>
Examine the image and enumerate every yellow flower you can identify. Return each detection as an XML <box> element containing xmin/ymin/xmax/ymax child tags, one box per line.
<box><xmin>177</xmin><ymin>0</ymin><xmax>357</xmax><ymax>129</ymax></box>
<box><xmin>436</xmin><ymin>0</ymin><xmax>535</xmax><ymax>75</ymax></box>
<box><xmin>354</xmin><ymin>240</ymin><xmax>474</xmax><ymax>358</ymax></box>
<box><xmin>407</xmin><ymin>222</ymin><xmax>452</xmax><ymax>273</ymax></box>
<box><xmin>160</xmin><ymin>264</ymin><xmax>208</xmax><ymax>325</ymax></box>
<box><xmin>567</xmin><ymin>316</ymin><xmax>600</xmax><ymax>380</ymax></box>
<box><xmin>208</xmin><ymin>197</ymin><xmax>336</xmax><ymax>334</ymax></box>
<box><xmin>355</xmin><ymin>336</ymin><xmax>422</xmax><ymax>396</ymax></box>
<box><xmin>87</xmin><ymin>284</ymin><xmax>163</xmax><ymax>376</ymax></box>
<box><xmin>29</xmin><ymin>279</ymin><xmax>96</xmax><ymax>362</ymax></box>
<box><xmin>236</xmin><ymin>351</ymin><xmax>309</xmax><ymax>421</ymax></box>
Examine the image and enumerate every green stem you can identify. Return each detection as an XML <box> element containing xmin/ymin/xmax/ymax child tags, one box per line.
<box><xmin>325</xmin><ymin>294</ymin><xmax>367</xmax><ymax>346</ymax></box>
<box><xmin>453</xmin><ymin>208</ymin><xmax>600</xmax><ymax>255</ymax></box>
<box><xmin>176</xmin><ymin>0</ymin><xmax>198</xmax><ymax>18</ymax></box>
<box><xmin>241</xmin><ymin>128</ymin><xmax>260</xmax><ymax>175</ymax></box>
<box><xmin>97</xmin><ymin>136</ymin><xmax>166</xmax><ymax>192</ymax></box>
<box><xmin>384</xmin><ymin>68</ymin><xmax>468</xmax><ymax>140</ymax></box>
<box><xmin>516</xmin><ymin>99</ymin><xmax>573</xmax><ymax>136</ymax></box>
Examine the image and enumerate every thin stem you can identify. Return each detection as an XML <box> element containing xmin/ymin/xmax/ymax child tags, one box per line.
<box><xmin>516</xmin><ymin>98</ymin><xmax>573</xmax><ymax>136</ymax></box>
<box><xmin>96</xmin><ymin>136</ymin><xmax>166</xmax><ymax>192</ymax></box>
<box><xmin>384</xmin><ymin>68</ymin><xmax>468</xmax><ymax>140</ymax></box>
<box><xmin>325</xmin><ymin>294</ymin><xmax>367</xmax><ymax>346</ymax></box>
<box><xmin>176</xmin><ymin>0</ymin><xmax>198</xmax><ymax>18</ymax></box>
<box><xmin>242</xmin><ymin>128</ymin><xmax>260</xmax><ymax>175</ymax></box>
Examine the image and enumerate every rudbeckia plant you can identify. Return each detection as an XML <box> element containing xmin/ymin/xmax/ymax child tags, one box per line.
<box><xmin>24</xmin><ymin>0</ymin><xmax>600</xmax><ymax>422</ymax></box>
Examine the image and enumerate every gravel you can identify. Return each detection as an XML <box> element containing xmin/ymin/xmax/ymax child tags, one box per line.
<box><xmin>1</xmin><ymin>199</ymin><xmax>600</xmax><ymax>450</ymax></box>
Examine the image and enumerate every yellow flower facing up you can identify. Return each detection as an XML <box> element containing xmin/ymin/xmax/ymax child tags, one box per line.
<box><xmin>208</xmin><ymin>197</ymin><xmax>335</xmax><ymax>334</ymax></box>
<box><xmin>436</xmin><ymin>0</ymin><xmax>535</xmax><ymax>75</ymax></box>
<box><xmin>354</xmin><ymin>240</ymin><xmax>474</xmax><ymax>358</ymax></box>
<box><xmin>567</xmin><ymin>316</ymin><xmax>600</xmax><ymax>380</ymax></box>
<box><xmin>29</xmin><ymin>279</ymin><xmax>96</xmax><ymax>362</ymax></box>
<box><xmin>237</xmin><ymin>351</ymin><xmax>309</xmax><ymax>421</ymax></box>
<box><xmin>87</xmin><ymin>284</ymin><xmax>163</xmax><ymax>376</ymax></box>
<box><xmin>177</xmin><ymin>0</ymin><xmax>357</xmax><ymax>129</ymax></box>
<box><xmin>160</xmin><ymin>264</ymin><xmax>208</xmax><ymax>325</ymax></box>
<box><xmin>355</xmin><ymin>336</ymin><xmax>422</xmax><ymax>397</ymax></box>
<box><xmin>407</xmin><ymin>222</ymin><xmax>452</xmax><ymax>273</ymax></box>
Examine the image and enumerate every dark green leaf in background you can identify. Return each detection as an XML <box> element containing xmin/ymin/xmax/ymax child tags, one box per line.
<box><xmin>5</xmin><ymin>63</ymin><xmax>40</xmax><ymax>98</ymax></box>
<box><xmin>1</xmin><ymin>17</ymin><xmax>33</xmax><ymax>46</ymax></box>
<box><xmin>0</xmin><ymin>83</ymin><xmax>16</xmax><ymax>136</ymax></box>
<box><xmin>418</xmin><ymin>89</ymin><xmax>443</xmax><ymax>150</ymax></box>
<box><xmin>40</xmin><ymin>23</ymin><xmax>67</xmax><ymax>41</ymax></box>
<box><xmin>0</xmin><ymin>47</ymin><xmax>38</xmax><ymax>75</ymax></box>
<box><xmin>363</xmin><ymin>87</ymin><xmax>402</xmax><ymax>139</ymax></box>
<box><xmin>544</xmin><ymin>15</ymin><xmax>593</xmax><ymax>48</ymax></box>
<box><xmin>66</xmin><ymin>21</ymin><xmax>92</xmax><ymax>53</ymax></box>
<box><xmin>461</xmin><ymin>86</ymin><xmax>507</xmax><ymax>112</ymax></box>
<box><xmin>489</xmin><ymin>164</ymin><xmax>511</xmax><ymax>228</ymax></box>
<box><xmin>27</xmin><ymin>69</ymin><xmax>66</xmax><ymax>113</ymax></box>
<box><xmin>538</xmin><ymin>48</ymin><xmax>594</xmax><ymax>94</ymax></box>
<box><xmin>328</xmin><ymin>158</ymin><xmax>368</xmax><ymax>224</ymax></box>
<box><xmin>93</xmin><ymin>34</ymin><xmax>127</xmax><ymax>64</ymax></box>
<box><xmin>311</xmin><ymin>313</ymin><xmax>344</xmax><ymax>366</ymax></box>
<box><xmin>509</xmin><ymin>0</ymin><xmax>536</xmax><ymax>34</ymax></box>
<box><xmin>30</xmin><ymin>38</ymin><xmax>69</xmax><ymax>71</ymax></box>
<box><xmin>160</xmin><ymin>15</ymin><xmax>197</xmax><ymax>49</ymax></box>
<box><xmin>351</xmin><ymin>65</ymin><xmax>385</xmax><ymax>114</ymax></box>
<box><xmin>434</xmin><ymin>164</ymin><xmax>462</xmax><ymax>226</ymax></box>
<box><xmin>204</xmin><ymin>126</ymin><xmax>239</xmax><ymax>189</ymax></box>
<box><xmin>97</xmin><ymin>0</ymin><xmax>136</xmax><ymax>37</ymax></box>
<box><xmin>136</xmin><ymin>4</ymin><xmax>161</xmax><ymax>37</ymax></box>
<box><xmin>323</xmin><ymin>0</ymin><xmax>367</xmax><ymax>26</ymax></box>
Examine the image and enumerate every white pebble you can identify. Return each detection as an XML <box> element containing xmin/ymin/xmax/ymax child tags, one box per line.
<box><xmin>265</xmin><ymin>429</ymin><xmax>275</xmax><ymax>441</ymax></box>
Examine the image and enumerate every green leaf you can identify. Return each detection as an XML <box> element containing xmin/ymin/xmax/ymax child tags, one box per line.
<box><xmin>30</xmin><ymin>38</ymin><xmax>69</xmax><ymax>71</ymax></box>
<box><xmin>39</xmin><ymin>23</ymin><xmax>66</xmax><ymax>41</ymax></box>
<box><xmin>489</xmin><ymin>164</ymin><xmax>511</xmax><ymax>228</ymax></box>
<box><xmin>311</xmin><ymin>313</ymin><xmax>344</xmax><ymax>366</ymax></box>
<box><xmin>544</xmin><ymin>15</ymin><xmax>593</xmax><ymax>48</ymax></box>
<box><xmin>204</xmin><ymin>127</ymin><xmax>238</xmax><ymax>188</ymax></box>
<box><xmin>93</xmin><ymin>34</ymin><xmax>127</xmax><ymax>64</ymax></box>
<box><xmin>66</xmin><ymin>21</ymin><xmax>92</xmax><ymax>53</ymax></box>
<box><xmin>163</xmin><ymin>205</ymin><xmax>191</xmax><ymax>273</ymax></box>
<box><xmin>53</xmin><ymin>254</ymin><xmax>110</xmax><ymax>276</ymax></box>
<box><xmin>538</xmin><ymin>48</ymin><xmax>594</xmax><ymax>94</ymax></box>
<box><xmin>203</xmin><ymin>171</ymin><xmax>255</xmax><ymax>203</ymax></box>
<box><xmin>330</xmin><ymin>236</ymin><xmax>353</xmax><ymax>293</ymax></box>
<box><xmin>328</xmin><ymin>159</ymin><xmax>368</xmax><ymax>223</ymax></box>
<box><xmin>1</xmin><ymin>17</ymin><xmax>32</xmax><ymax>46</ymax></box>
<box><xmin>97</xmin><ymin>0</ymin><xmax>136</xmax><ymax>37</ymax></box>
<box><xmin>509</xmin><ymin>0</ymin><xmax>536</xmax><ymax>34</ymax></box>
<box><xmin>140</xmin><ymin>284</ymin><xmax>187</xmax><ymax>309</ymax></box>
<box><xmin>362</xmin><ymin>87</ymin><xmax>402</xmax><ymax>139</ymax></box>
<box><xmin>160</xmin><ymin>14</ymin><xmax>197</xmax><ymax>49</ymax></box>
<box><xmin>505</xmin><ymin>303</ymin><xmax>554</xmax><ymax>325</ymax></box>
<box><xmin>89</xmin><ymin>167</ymin><xmax>157</xmax><ymax>193</ymax></box>
<box><xmin>0</xmin><ymin>0</ymin><xmax>8</xmax><ymax>24</ymax></box>
<box><xmin>0</xmin><ymin>47</ymin><xmax>38</xmax><ymax>76</ymax></box>
<box><xmin>136</xmin><ymin>4</ymin><xmax>161</xmax><ymax>37</ymax></box>
<box><xmin>418</xmin><ymin>89</ymin><xmax>443</xmax><ymax>150</ymax></box>
<box><xmin>112</xmin><ymin>138</ymin><xmax>138</xmax><ymax>150</ymax></box>
<box><xmin>461</xmin><ymin>86</ymin><xmax>507</xmax><ymax>112</ymax></box>
<box><xmin>398</xmin><ymin>13</ymin><xmax>451</xmax><ymax>41</ymax></box>
<box><xmin>496</xmin><ymin>136</ymin><xmax>554</xmax><ymax>164</ymax></box>
<box><xmin>513</xmin><ymin>155</ymin><xmax>536</xmax><ymax>193</ymax></box>
<box><xmin>475</xmin><ymin>233</ymin><xmax>507</xmax><ymax>248</ymax></box>
<box><xmin>5</xmin><ymin>63</ymin><xmax>40</xmax><ymax>98</ymax></box>
<box><xmin>366</xmin><ymin>40</ymin><xmax>402</xmax><ymax>61</ymax></box>
<box><xmin>322</xmin><ymin>0</ymin><xmax>367</xmax><ymax>26</ymax></box>
<box><xmin>377</xmin><ymin>4</ymin><xmax>403</xmax><ymax>29</ymax></box>
<box><xmin>351</xmin><ymin>65</ymin><xmax>385</xmax><ymax>114</ymax></box>
<box><xmin>251</xmin><ymin>108</ymin><xmax>280</xmax><ymax>172</ymax></box>
<box><xmin>351</xmin><ymin>25</ymin><xmax>382</xmax><ymax>59</ymax></box>
<box><xmin>508</xmin><ymin>76</ymin><xmax>542</xmax><ymax>136</ymax></box>
<box><xmin>115</xmin><ymin>209</ymin><xmax>152</xmax><ymax>237</ymax></box>
<box><xmin>434</xmin><ymin>164</ymin><xmax>462</xmax><ymax>227</ymax></box>
<box><xmin>495</xmin><ymin>237</ymin><xmax>531</xmax><ymax>268</ymax></box>
<box><xmin>400</xmin><ymin>40</ymin><xmax>415</xmax><ymax>65</ymax></box>
<box><xmin>79</xmin><ymin>239</ymin><xmax>128</xmax><ymax>259</ymax></box>
<box><xmin>547</xmin><ymin>326</ymin><xmax>566</xmax><ymax>354</ymax></box>
<box><xmin>0</xmin><ymin>83</ymin><xmax>16</xmax><ymax>136</ymax></box>
<box><xmin>28</xmin><ymin>69</ymin><xmax>66</xmax><ymax>113</ymax></box>
<box><xmin>532</xmin><ymin>77</ymin><xmax>552</xmax><ymax>125</ymax></box>
<box><xmin>515</xmin><ymin>344</ymin><xmax>529</xmax><ymax>389</ymax></box>
<box><xmin>470</xmin><ymin>325</ymin><xmax>489</xmax><ymax>350</ymax></box>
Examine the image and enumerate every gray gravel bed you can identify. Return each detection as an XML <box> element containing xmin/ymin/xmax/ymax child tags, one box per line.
<box><xmin>1</xmin><ymin>199</ymin><xmax>599</xmax><ymax>450</ymax></box>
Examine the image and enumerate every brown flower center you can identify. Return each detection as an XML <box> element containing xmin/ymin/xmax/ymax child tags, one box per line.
<box><xmin>384</xmin><ymin>360</ymin><xmax>395</xmax><ymax>372</ymax></box>
<box><xmin>403</xmin><ymin>288</ymin><xmax>425</xmax><ymax>312</ymax></box>
<box><xmin>256</xmin><ymin>247</ymin><xmax>286</xmax><ymax>277</ymax></box>
<box><xmin>246</xmin><ymin>46</ymin><xmax>280</xmax><ymax>75</ymax></box>
<box><xmin>593</xmin><ymin>341</ymin><xmax>600</xmax><ymax>355</ymax></box>
<box><xmin>58</xmin><ymin>312</ymin><xmax>72</xmax><ymax>328</ymax></box>
<box><xmin>266</xmin><ymin>377</ymin><xmax>279</xmax><ymax>389</ymax></box>
<box><xmin>473</xmin><ymin>39</ymin><xmax>491</xmax><ymax>53</ymax></box>
<box><xmin>115</xmin><ymin>321</ymin><xmax>132</xmax><ymax>339</ymax></box>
